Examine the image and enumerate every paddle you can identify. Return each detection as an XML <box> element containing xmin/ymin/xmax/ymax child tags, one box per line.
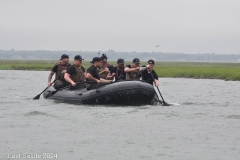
<box><xmin>33</xmin><ymin>73</ymin><xmax>64</xmax><ymax>100</ymax></box>
<box><xmin>149</xmin><ymin>69</ymin><xmax>169</xmax><ymax>106</ymax></box>
<box><xmin>153</xmin><ymin>90</ymin><xmax>163</xmax><ymax>105</ymax></box>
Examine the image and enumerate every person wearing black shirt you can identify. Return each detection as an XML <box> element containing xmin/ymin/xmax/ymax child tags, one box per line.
<box><xmin>141</xmin><ymin>59</ymin><xmax>160</xmax><ymax>105</ymax></box>
<box><xmin>140</xmin><ymin>59</ymin><xmax>159</xmax><ymax>86</ymax></box>
<box><xmin>86</xmin><ymin>57</ymin><xmax>112</xmax><ymax>90</ymax></box>
<box><xmin>48</xmin><ymin>54</ymin><xmax>71</xmax><ymax>89</ymax></box>
<box><xmin>64</xmin><ymin>55</ymin><xmax>86</xmax><ymax>87</ymax></box>
<box><xmin>108</xmin><ymin>58</ymin><xmax>126</xmax><ymax>80</ymax></box>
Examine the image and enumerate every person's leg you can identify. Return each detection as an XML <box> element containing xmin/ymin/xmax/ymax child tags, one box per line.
<box><xmin>53</xmin><ymin>80</ymin><xmax>64</xmax><ymax>89</ymax></box>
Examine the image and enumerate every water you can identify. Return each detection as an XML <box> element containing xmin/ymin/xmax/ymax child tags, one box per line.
<box><xmin>0</xmin><ymin>70</ymin><xmax>240</xmax><ymax>160</ymax></box>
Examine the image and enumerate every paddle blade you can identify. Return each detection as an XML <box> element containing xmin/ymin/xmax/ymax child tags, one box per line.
<box><xmin>33</xmin><ymin>94</ymin><xmax>41</xmax><ymax>100</ymax></box>
<box><xmin>162</xmin><ymin>101</ymin><xmax>170</xmax><ymax>106</ymax></box>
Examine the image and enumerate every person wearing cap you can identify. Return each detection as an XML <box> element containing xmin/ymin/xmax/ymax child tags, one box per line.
<box><xmin>124</xmin><ymin>58</ymin><xmax>142</xmax><ymax>80</ymax></box>
<box><xmin>64</xmin><ymin>55</ymin><xmax>86</xmax><ymax>87</ymax></box>
<box><xmin>48</xmin><ymin>54</ymin><xmax>71</xmax><ymax>89</ymax></box>
<box><xmin>98</xmin><ymin>54</ymin><xmax>111</xmax><ymax>79</ymax></box>
<box><xmin>86</xmin><ymin>57</ymin><xmax>112</xmax><ymax>90</ymax></box>
<box><xmin>107</xmin><ymin>58</ymin><xmax>126</xmax><ymax>80</ymax></box>
<box><xmin>140</xmin><ymin>59</ymin><xmax>159</xmax><ymax>86</ymax></box>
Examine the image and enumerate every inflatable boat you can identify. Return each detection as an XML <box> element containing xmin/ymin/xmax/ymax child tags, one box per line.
<box><xmin>43</xmin><ymin>81</ymin><xmax>157</xmax><ymax>105</ymax></box>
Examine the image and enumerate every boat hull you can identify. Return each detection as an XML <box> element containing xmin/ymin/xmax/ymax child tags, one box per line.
<box><xmin>43</xmin><ymin>81</ymin><xmax>156</xmax><ymax>105</ymax></box>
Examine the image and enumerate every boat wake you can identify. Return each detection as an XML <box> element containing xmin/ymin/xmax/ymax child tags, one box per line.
<box><xmin>165</xmin><ymin>102</ymin><xmax>180</xmax><ymax>106</ymax></box>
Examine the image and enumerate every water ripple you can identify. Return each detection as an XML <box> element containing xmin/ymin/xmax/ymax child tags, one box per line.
<box><xmin>227</xmin><ymin>115</ymin><xmax>240</xmax><ymax>120</ymax></box>
<box><xmin>24</xmin><ymin>111</ymin><xmax>58</xmax><ymax>118</ymax></box>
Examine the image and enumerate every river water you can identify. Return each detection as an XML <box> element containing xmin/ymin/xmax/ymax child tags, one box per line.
<box><xmin>0</xmin><ymin>70</ymin><xmax>240</xmax><ymax>160</ymax></box>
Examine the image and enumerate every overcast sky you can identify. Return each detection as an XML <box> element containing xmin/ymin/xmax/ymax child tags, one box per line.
<box><xmin>0</xmin><ymin>0</ymin><xmax>239</xmax><ymax>54</ymax></box>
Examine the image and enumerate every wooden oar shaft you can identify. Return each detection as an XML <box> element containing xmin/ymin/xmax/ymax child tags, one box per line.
<box><xmin>148</xmin><ymin>69</ymin><xmax>168</xmax><ymax>106</ymax></box>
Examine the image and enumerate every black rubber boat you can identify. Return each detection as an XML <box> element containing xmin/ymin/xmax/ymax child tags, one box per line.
<box><xmin>43</xmin><ymin>81</ymin><xmax>157</xmax><ymax>105</ymax></box>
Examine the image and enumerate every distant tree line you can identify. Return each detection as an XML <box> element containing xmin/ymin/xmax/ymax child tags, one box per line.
<box><xmin>0</xmin><ymin>49</ymin><xmax>240</xmax><ymax>62</ymax></box>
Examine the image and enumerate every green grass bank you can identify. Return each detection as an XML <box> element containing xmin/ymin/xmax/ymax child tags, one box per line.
<box><xmin>0</xmin><ymin>60</ymin><xmax>240</xmax><ymax>81</ymax></box>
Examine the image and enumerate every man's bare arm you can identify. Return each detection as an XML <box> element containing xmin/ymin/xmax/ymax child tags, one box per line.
<box><xmin>86</xmin><ymin>73</ymin><xmax>100</xmax><ymax>83</ymax></box>
<box><xmin>48</xmin><ymin>71</ymin><xmax>55</xmax><ymax>86</ymax></box>
<box><xmin>124</xmin><ymin>67</ymin><xmax>140</xmax><ymax>73</ymax></box>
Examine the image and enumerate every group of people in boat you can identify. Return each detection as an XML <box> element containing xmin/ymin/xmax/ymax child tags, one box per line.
<box><xmin>47</xmin><ymin>53</ymin><xmax>159</xmax><ymax>90</ymax></box>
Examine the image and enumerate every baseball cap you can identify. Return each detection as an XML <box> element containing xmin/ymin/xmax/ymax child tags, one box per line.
<box><xmin>133</xmin><ymin>58</ymin><xmax>140</xmax><ymax>64</ymax></box>
<box><xmin>60</xmin><ymin>54</ymin><xmax>69</xmax><ymax>60</ymax></box>
<box><xmin>90</xmin><ymin>57</ymin><xmax>101</xmax><ymax>63</ymax></box>
<box><xmin>74</xmin><ymin>55</ymin><xmax>84</xmax><ymax>61</ymax></box>
<box><xmin>148</xmin><ymin>59</ymin><xmax>155</xmax><ymax>65</ymax></box>
<box><xmin>117</xmin><ymin>58</ymin><xmax>124</xmax><ymax>64</ymax></box>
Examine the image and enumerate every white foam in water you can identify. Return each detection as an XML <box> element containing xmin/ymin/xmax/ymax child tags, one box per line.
<box><xmin>168</xmin><ymin>102</ymin><xmax>180</xmax><ymax>106</ymax></box>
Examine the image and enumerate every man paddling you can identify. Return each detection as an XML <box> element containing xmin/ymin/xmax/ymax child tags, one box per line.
<box><xmin>86</xmin><ymin>57</ymin><xmax>112</xmax><ymax>90</ymax></box>
<box><xmin>140</xmin><ymin>59</ymin><xmax>159</xmax><ymax>87</ymax></box>
<box><xmin>64</xmin><ymin>55</ymin><xmax>86</xmax><ymax>87</ymax></box>
<box><xmin>48</xmin><ymin>54</ymin><xmax>71</xmax><ymax>89</ymax></box>
<box><xmin>141</xmin><ymin>59</ymin><xmax>161</xmax><ymax>105</ymax></box>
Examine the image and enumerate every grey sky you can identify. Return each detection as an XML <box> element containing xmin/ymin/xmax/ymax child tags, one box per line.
<box><xmin>0</xmin><ymin>0</ymin><xmax>239</xmax><ymax>54</ymax></box>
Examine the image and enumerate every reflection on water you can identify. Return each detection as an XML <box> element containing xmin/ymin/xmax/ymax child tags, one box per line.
<box><xmin>0</xmin><ymin>70</ymin><xmax>240</xmax><ymax>160</ymax></box>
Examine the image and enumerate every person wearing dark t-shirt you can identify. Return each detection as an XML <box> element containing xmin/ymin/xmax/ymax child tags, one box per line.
<box><xmin>86</xmin><ymin>57</ymin><xmax>112</xmax><ymax>90</ymax></box>
<box><xmin>141</xmin><ymin>59</ymin><xmax>160</xmax><ymax>105</ymax></box>
<box><xmin>48</xmin><ymin>54</ymin><xmax>71</xmax><ymax>89</ymax></box>
<box><xmin>108</xmin><ymin>58</ymin><xmax>126</xmax><ymax>80</ymax></box>
<box><xmin>87</xmin><ymin>64</ymin><xmax>100</xmax><ymax>81</ymax></box>
<box><xmin>64</xmin><ymin>55</ymin><xmax>86</xmax><ymax>87</ymax></box>
<box><xmin>140</xmin><ymin>59</ymin><xmax>159</xmax><ymax>86</ymax></box>
<box><xmin>66</xmin><ymin>65</ymin><xmax>85</xmax><ymax>76</ymax></box>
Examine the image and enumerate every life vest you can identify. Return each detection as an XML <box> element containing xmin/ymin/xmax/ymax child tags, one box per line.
<box><xmin>126</xmin><ymin>69</ymin><xmax>141</xmax><ymax>80</ymax></box>
<box><xmin>99</xmin><ymin>67</ymin><xmax>108</xmax><ymax>79</ymax></box>
<box><xmin>70</xmin><ymin>65</ymin><xmax>85</xmax><ymax>82</ymax></box>
<box><xmin>55</xmin><ymin>62</ymin><xmax>70</xmax><ymax>80</ymax></box>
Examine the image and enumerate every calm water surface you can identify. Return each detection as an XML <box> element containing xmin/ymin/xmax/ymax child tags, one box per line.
<box><xmin>0</xmin><ymin>70</ymin><xmax>240</xmax><ymax>160</ymax></box>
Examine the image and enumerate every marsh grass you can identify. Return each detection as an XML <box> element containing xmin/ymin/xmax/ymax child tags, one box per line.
<box><xmin>0</xmin><ymin>60</ymin><xmax>91</xmax><ymax>70</ymax></box>
<box><xmin>1</xmin><ymin>60</ymin><xmax>240</xmax><ymax>81</ymax></box>
<box><xmin>153</xmin><ymin>62</ymin><xmax>240</xmax><ymax>81</ymax></box>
